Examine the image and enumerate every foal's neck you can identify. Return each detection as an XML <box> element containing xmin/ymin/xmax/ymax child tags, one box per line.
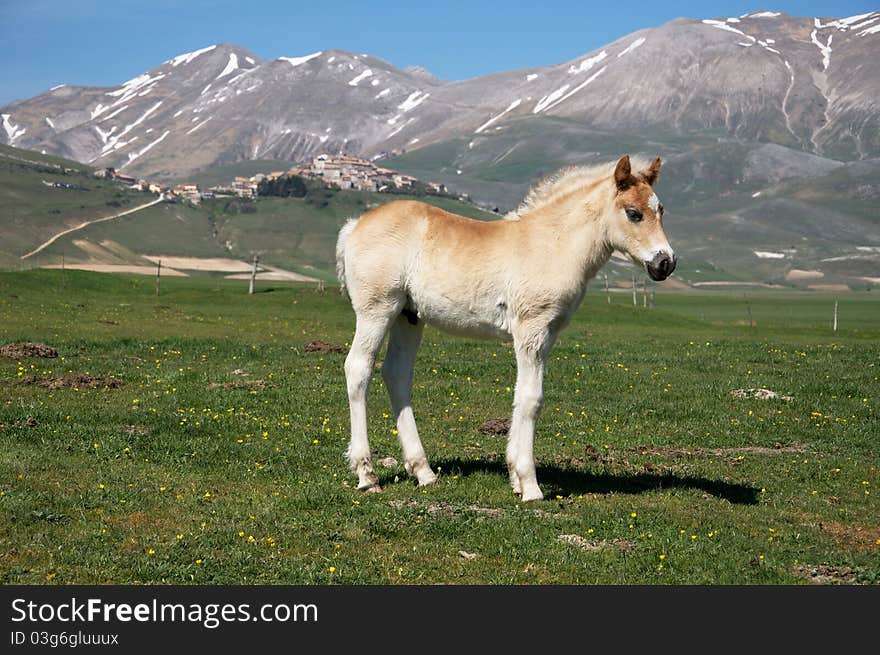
<box><xmin>525</xmin><ymin>179</ymin><xmax>614</xmax><ymax>287</ymax></box>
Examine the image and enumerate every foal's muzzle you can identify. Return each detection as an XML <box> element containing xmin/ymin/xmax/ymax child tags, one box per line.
<box><xmin>646</xmin><ymin>252</ymin><xmax>677</xmax><ymax>281</ymax></box>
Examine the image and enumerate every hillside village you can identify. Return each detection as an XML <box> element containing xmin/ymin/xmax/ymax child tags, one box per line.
<box><xmin>95</xmin><ymin>153</ymin><xmax>450</xmax><ymax>205</ymax></box>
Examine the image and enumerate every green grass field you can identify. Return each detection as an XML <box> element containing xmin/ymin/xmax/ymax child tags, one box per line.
<box><xmin>0</xmin><ymin>270</ymin><xmax>877</xmax><ymax>584</ymax></box>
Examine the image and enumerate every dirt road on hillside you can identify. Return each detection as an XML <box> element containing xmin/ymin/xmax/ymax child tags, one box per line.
<box><xmin>20</xmin><ymin>196</ymin><xmax>165</xmax><ymax>260</ymax></box>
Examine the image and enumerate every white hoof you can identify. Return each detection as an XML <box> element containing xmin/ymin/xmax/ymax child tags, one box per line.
<box><xmin>520</xmin><ymin>486</ymin><xmax>544</xmax><ymax>502</ymax></box>
<box><xmin>509</xmin><ymin>472</ymin><xmax>522</xmax><ymax>495</ymax></box>
<box><xmin>406</xmin><ymin>459</ymin><xmax>437</xmax><ymax>486</ymax></box>
<box><xmin>359</xmin><ymin>482</ymin><xmax>382</xmax><ymax>493</ymax></box>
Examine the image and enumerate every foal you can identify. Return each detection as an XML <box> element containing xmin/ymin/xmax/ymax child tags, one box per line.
<box><xmin>336</xmin><ymin>155</ymin><xmax>675</xmax><ymax>501</ymax></box>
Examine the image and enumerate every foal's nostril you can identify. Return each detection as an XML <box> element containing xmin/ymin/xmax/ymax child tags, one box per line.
<box><xmin>656</xmin><ymin>256</ymin><xmax>670</xmax><ymax>276</ymax></box>
<box><xmin>669</xmin><ymin>254</ymin><xmax>678</xmax><ymax>275</ymax></box>
<box><xmin>647</xmin><ymin>252</ymin><xmax>675</xmax><ymax>281</ymax></box>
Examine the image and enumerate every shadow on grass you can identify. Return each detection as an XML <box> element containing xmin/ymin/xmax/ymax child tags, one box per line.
<box><xmin>432</xmin><ymin>457</ymin><xmax>761</xmax><ymax>505</ymax></box>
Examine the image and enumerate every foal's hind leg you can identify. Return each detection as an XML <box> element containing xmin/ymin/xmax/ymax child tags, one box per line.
<box><xmin>382</xmin><ymin>315</ymin><xmax>436</xmax><ymax>486</ymax></box>
<box><xmin>345</xmin><ymin>311</ymin><xmax>395</xmax><ymax>492</ymax></box>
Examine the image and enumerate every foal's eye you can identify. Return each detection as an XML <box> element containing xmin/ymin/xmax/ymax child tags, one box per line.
<box><xmin>625</xmin><ymin>207</ymin><xmax>643</xmax><ymax>222</ymax></box>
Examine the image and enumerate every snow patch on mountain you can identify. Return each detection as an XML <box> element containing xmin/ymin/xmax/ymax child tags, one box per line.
<box><xmin>810</xmin><ymin>30</ymin><xmax>833</xmax><ymax>69</ymax></box>
<box><xmin>106</xmin><ymin>74</ymin><xmax>166</xmax><ymax>109</ymax></box>
<box><xmin>349</xmin><ymin>69</ymin><xmax>373</xmax><ymax>86</ymax></box>
<box><xmin>534</xmin><ymin>85</ymin><xmax>570</xmax><ymax>113</ymax></box>
<box><xmin>398</xmin><ymin>91</ymin><xmax>429</xmax><ymax>112</ymax></box>
<box><xmin>167</xmin><ymin>45</ymin><xmax>217</xmax><ymax>67</ymax></box>
<box><xmin>91</xmin><ymin>104</ymin><xmax>110</xmax><ymax>120</ymax></box>
<box><xmin>1</xmin><ymin>114</ymin><xmax>25</xmax><ymax>142</ymax></box>
<box><xmin>702</xmin><ymin>19</ymin><xmax>756</xmax><ymax>41</ymax></box>
<box><xmin>216</xmin><ymin>53</ymin><xmax>239</xmax><ymax>79</ymax></box>
<box><xmin>817</xmin><ymin>12</ymin><xmax>878</xmax><ymax>30</ymax></box>
<box><xmin>278</xmin><ymin>52</ymin><xmax>322</xmax><ymax>67</ymax></box>
<box><xmin>475</xmin><ymin>99</ymin><xmax>522</xmax><ymax>134</ymax></box>
<box><xmin>123</xmin><ymin>129</ymin><xmax>170</xmax><ymax>167</ymax></box>
<box><xmin>101</xmin><ymin>101</ymin><xmax>163</xmax><ymax>155</ymax></box>
<box><xmin>543</xmin><ymin>66</ymin><xmax>607</xmax><ymax>113</ymax></box>
<box><xmin>101</xmin><ymin>105</ymin><xmax>129</xmax><ymax>122</ymax></box>
<box><xmin>187</xmin><ymin>117</ymin><xmax>212</xmax><ymax>135</ymax></box>
<box><xmin>617</xmin><ymin>37</ymin><xmax>646</xmax><ymax>57</ymax></box>
<box><xmin>388</xmin><ymin>117</ymin><xmax>414</xmax><ymax>138</ymax></box>
<box><xmin>94</xmin><ymin>125</ymin><xmax>115</xmax><ymax>145</ymax></box>
<box><xmin>568</xmin><ymin>50</ymin><xmax>606</xmax><ymax>74</ymax></box>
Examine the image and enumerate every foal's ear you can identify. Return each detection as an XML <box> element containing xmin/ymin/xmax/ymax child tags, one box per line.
<box><xmin>643</xmin><ymin>157</ymin><xmax>662</xmax><ymax>186</ymax></box>
<box><xmin>614</xmin><ymin>155</ymin><xmax>635</xmax><ymax>192</ymax></box>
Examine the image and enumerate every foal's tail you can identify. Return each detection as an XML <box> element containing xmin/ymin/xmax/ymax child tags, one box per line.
<box><xmin>335</xmin><ymin>218</ymin><xmax>359</xmax><ymax>298</ymax></box>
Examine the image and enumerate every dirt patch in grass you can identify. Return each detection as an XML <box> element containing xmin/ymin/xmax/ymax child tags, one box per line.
<box><xmin>207</xmin><ymin>380</ymin><xmax>271</xmax><ymax>391</ymax></box>
<box><xmin>478</xmin><ymin>417</ymin><xmax>511</xmax><ymax>435</ymax></box>
<box><xmin>818</xmin><ymin>522</ymin><xmax>880</xmax><ymax>553</ymax></box>
<box><xmin>792</xmin><ymin>564</ymin><xmax>859</xmax><ymax>585</ymax></box>
<box><xmin>631</xmin><ymin>443</ymin><xmax>809</xmax><ymax>457</ymax></box>
<box><xmin>557</xmin><ymin>534</ymin><xmax>635</xmax><ymax>552</ymax></box>
<box><xmin>555</xmin><ymin>444</ymin><xmax>613</xmax><ymax>470</ymax></box>
<box><xmin>1</xmin><ymin>342</ymin><xmax>58</xmax><ymax>359</ymax></box>
<box><xmin>731</xmin><ymin>388</ymin><xmax>793</xmax><ymax>401</ymax></box>
<box><xmin>0</xmin><ymin>417</ymin><xmax>38</xmax><ymax>429</ymax></box>
<box><xmin>389</xmin><ymin>499</ymin><xmax>504</xmax><ymax>519</ymax></box>
<box><xmin>18</xmin><ymin>374</ymin><xmax>124</xmax><ymax>389</ymax></box>
<box><xmin>304</xmin><ymin>340</ymin><xmax>348</xmax><ymax>354</ymax></box>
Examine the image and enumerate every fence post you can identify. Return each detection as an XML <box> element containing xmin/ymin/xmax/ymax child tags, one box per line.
<box><xmin>249</xmin><ymin>254</ymin><xmax>259</xmax><ymax>295</ymax></box>
<box><xmin>156</xmin><ymin>259</ymin><xmax>161</xmax><ymax>297</ymax></box>
<box><xmin>833</xmin><ymin>300</ymin><xmax>838</xmax><ymax>332</ymax></box>
<box><xmin>631</xmin><ymin>274</ymin><xmax>637</xmax><ymax>306</ymax></box>
<box><xmin>604</xmin><ymin>274</ymin><xmax>610</xmax><ymax>304</ymax></box>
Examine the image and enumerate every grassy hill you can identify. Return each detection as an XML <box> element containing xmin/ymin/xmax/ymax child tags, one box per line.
<box><xmin>0</xmin><ymin>144</ymin><xmax>149</xmax><ymax>268</ymax></box>
<box><xmin>1</xmin><ymin>144</ymin><xmax>499</xmax><ymax>280</ymax></box>
<box><xmin>20</xmin><ymin>190</ymin><xmax>499</xmax><ymax>281</ymax></box>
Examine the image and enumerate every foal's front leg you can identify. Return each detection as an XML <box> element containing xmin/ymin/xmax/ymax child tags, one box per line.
<box><xmin>507</xmin><ymin>333</ymin><xmax>549</xmax><ymax>502</ymax></box>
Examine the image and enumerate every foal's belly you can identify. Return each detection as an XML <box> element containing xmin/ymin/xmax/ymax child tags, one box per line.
<box><xmin>409</xmin><ymin>289</ymin><xmax>512</xmax><ymax>340</ymax></box>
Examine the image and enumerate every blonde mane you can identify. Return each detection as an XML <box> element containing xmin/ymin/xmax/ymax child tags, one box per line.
<box><xmin>505</xmin><ymin>157</ymin><xmax>652</xmax><ymax>220</ymax></box>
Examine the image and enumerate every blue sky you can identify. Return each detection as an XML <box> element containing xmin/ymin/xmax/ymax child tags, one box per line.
<box><xmin>1</xmin><ymin>1</ymin><xmax>877</xmax><ymax>105</ymax></box>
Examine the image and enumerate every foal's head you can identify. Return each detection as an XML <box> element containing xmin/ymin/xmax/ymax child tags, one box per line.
<box><xmin>606</xmin><ymin>155</ymin><xmax>677</xmax><ymax>281</ymax></box>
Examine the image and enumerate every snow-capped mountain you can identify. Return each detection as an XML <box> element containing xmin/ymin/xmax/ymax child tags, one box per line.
<box><xmin>2</xmin><ymin>10</ymin><xmax>879</xmax><ymax>180</ymax></box>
